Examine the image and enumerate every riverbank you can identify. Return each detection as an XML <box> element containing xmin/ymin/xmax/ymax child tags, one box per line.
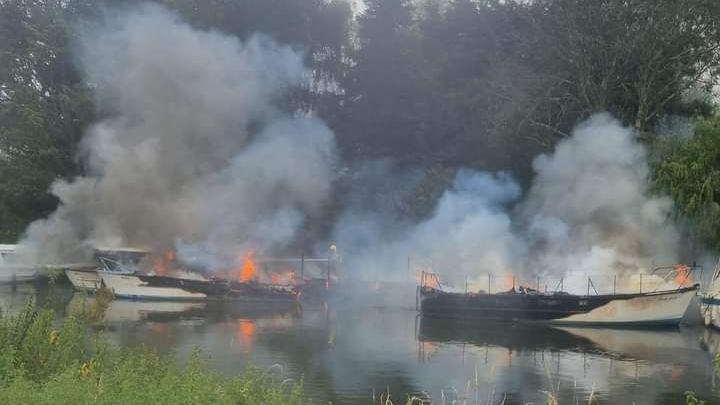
<box><xmin>0</xmin><ymin>296</ymin><xmax>302</xmax><ymax>404</ymax></box>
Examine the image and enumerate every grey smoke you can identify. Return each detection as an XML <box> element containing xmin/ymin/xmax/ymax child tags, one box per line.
<box><xmin>19</xmin><ymin>4</ymin><xmax>336</xmax><ymax>268</ymax></box>
<box><xmin>15</xmin><ymin>4</ymin><xmax>679</xmax><ymax>286</ymax></box>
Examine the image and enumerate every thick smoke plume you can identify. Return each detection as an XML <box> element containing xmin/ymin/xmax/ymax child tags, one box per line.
<box><xmin>13</xmin><ymin>5</ymin><xmax>678</xmax><ymax>288</ymax></box>
<box><xmin>335</xmin><ymin>114</ymin><xmax>680</xmax><ymax>291</ymax></box>
<box><xmin>19</xmin><ymin>4</ymin><xmax>336</xmax><ymax>268</ymax></box>
<box><xmin>520</xmin><ymin>114</ymin><xmax>679</xmax><ymax>277</ymax></box>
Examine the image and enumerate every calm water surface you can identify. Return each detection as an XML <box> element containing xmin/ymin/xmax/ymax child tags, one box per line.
<box><xmin>3</xmin><ymin>282</ymin><xmax>720</xmax><ymax>404</ymax></box>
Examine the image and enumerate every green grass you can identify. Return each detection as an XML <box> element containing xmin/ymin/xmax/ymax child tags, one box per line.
<box><xmin>0</xmin><ymin>299</ymin><xmax>302</xmax><ymax>404</ymax></box>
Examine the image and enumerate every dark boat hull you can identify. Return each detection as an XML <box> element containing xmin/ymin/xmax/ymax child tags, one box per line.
<box><xmin>420</xmin><ymin>285</ymin><xmax>699</xmax><ymax>327</ymax></box>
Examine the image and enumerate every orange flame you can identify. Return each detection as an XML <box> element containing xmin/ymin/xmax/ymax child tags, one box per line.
<box><xmin>501</xmin><ymin>274</ymin><xmax>515</xmax><ymax>291</ymax></box>
<box><xmin>239</xmin><ymin>251</ymin><xmax>256</xmax><ymax>282</ymax></box>
<box><xmin>417</xmin><ymin>272</ymin><xmax>440</xmax><ymax>289</ymax></box>
<box><xmin>673</xmin><ymin>264</ymin><xmax>692</xmax><ymax>286</ymax></box>
<box><xmin>153</xmin><ymin>250</ymin><xmax>175</xmax><ymax>276</ymax></box>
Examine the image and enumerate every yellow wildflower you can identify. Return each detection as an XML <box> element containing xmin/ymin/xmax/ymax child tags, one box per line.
<box><xmin>49</xmin><ymin>330</ymin><xmax>59</xmax><ymax>346</ymax></box>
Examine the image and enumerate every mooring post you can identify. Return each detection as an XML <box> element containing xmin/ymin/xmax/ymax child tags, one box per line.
<box><xmin>512</xmin><ymin>275</ymin><xmax>516</xmax><ymax>291</ymax></box>
<box><xmin>639</xmin><ymin>273</ymin><xmax>643</xmax><ymax>293</ymax></box>
<box><xmin>613</xmin><ymin>274</ymin><xmax>616</xmax><ymax>295</ymax></box>
<box><xmin>326</xmin><ymin>257</ymin><xmax>330</xmax><ymax>289</ymax></box>
<box><xmin>488</xmin><ymin>274</ymin><xmax>491</xmax><ymax>294</ymax></box>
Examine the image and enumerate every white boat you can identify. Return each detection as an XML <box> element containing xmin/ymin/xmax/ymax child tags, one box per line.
<box><xmin>0</xmin><ymin>266</ymin><xmax>40</xmax><ymax>283</ymax></box>
<box><xmin>65</xmin><ymin>248</ymin><xmax>150</xmax><ymax>292</ymax></box>
<box><xmin>100</xmin><ymin>272</ymin><xmax>211</xmax><ymax>301</ymax></box>
<box><xmin>65</xmin><ymin>265</ymin><xmax>104</xmax><ymax>291</ymax></box>
<box><xmin>0</xmin><ymin>245</ymin><xmax>42</xmax><ymax>283</ymax></box>
<box><xmin>702</xmin><ymin>259</ymin><xmax>720</xmax><ymax>328</ymax></box>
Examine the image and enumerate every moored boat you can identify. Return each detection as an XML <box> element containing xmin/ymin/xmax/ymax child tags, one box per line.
<box><xmin>419</xmin><ymin>271</ymin><xmax>699</xmax><ymax>327</ymax></box>
<box><xmin>100</xmin><ymin>271</ymin><xmax>299</xmax><ymax>302</ymax></box>
<box><xmin>65</xmin><ymin>265</ymin><xmax>104</xmax><ymax>291</ymax></box>
<box><xmin>0</xmin><ymin>244</ymin><xmax>43</xmax><ymax>283</ymax></box>
<box><xmin>65</xmin><ymin>247</ymin><xmax>150</xmax><ymax>292</ymax></box>
<box><xmin>702</xmin><ymin>259</ymin><xmax>720</xmax><ymax>328</ymax></box>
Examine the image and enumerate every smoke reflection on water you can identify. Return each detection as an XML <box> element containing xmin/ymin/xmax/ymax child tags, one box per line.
<box><xmin>3</xmin><ymin>283</ymin><xmax>720</xmax><ymax>404</ymax></box>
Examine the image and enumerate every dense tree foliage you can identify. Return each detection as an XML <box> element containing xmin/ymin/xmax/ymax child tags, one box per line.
<box><xmin>1</xmin><ymin>0</ymin><xmax>720</xmax><ymax>247</ymax></box>
<box><xmin>654</xmin><ymin>116</ymin><xmax>720</xmax><ymax>251</ymax></box>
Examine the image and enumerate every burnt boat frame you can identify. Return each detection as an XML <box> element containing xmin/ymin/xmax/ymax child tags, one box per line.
<box><xmin>107</xmin><ymin>273</ymin><xmax>300</xmax><ymax>303</ymax></box>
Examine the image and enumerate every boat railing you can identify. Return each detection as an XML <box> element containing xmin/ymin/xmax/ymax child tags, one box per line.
<box><xmin>415</xmin><ymin>264</ymin><xmax>701</xmax><ymax>297</ymax></box>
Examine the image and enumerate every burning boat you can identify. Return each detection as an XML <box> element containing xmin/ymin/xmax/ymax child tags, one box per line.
<box><xmin>65</xmin><ymin>247</ymin><xmax>149</xmax><ymax>292</ymax></box>
<box><xmin>419</xmin><ymin>266</ymin><xmax>699</xmax><ymax>327</ymax></box>
<box><xmin>98</xmin><ymin>250</ymin><xmax>300</xmax><ymax>302</ymax></box>
<box><xmin>99</xmin><ymin>272</ymin><xmax>299</xmax><ymax>302</ymax></box>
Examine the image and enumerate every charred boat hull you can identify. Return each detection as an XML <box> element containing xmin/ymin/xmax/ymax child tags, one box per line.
<box><xmin>420</xmin><ymin>285</ymin><xmax>698</xmax><ymax>327</ymax></box>
<box><xmin>100</xmin><ymin>272</ymin><xmax>299</xmax><ymax>302</ymax></box>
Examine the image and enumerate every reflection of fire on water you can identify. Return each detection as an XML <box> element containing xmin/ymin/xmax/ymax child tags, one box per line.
<box><xmin>149</xmin><ymin>323</ymin><xmax>170</xmax><ymax>336</ymax></box>
<box><xmin>236</xmin><ymin>319</ymin><xmax>255</xmax><ymax>351</ymax></box>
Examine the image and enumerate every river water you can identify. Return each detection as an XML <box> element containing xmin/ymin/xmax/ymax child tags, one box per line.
<box><xmin>3</xmin><ymin>281</ymin><xmax>720</xmax><ymax>404</ymax></box>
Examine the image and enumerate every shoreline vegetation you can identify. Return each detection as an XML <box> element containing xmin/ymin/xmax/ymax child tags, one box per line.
<box><xmin>0</xmin><ymin>288</ymin><xmax>716</xmax><ymax>405</ymax></box>
<box><xmin>0</xmin><ymin>291</ymin><xmax>302</xmax><ymax>405</ymax></box>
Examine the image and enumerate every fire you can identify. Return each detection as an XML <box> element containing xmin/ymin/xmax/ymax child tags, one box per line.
<box><xmin>501</xmin><ymin>274</ymin><xmax>515</xmax><ymax>291</ymax></box>
<box><xmin>153</xmin><ymin>250</ymin><xmax>175</xmax><ymax>276</ymax></box>
<box><xmin>239</xmin><ymin>251</ymin><xmax>256</xmax><ymax>282</ymax></box>
<box><xmin>270</xmin><ymin>271</ymin><xmax>296</xmax><ymax>285</ymax></box>
<box><xmin>417</xmin><ymin>272</ymin><xmax>440</xmax><ymax>289</ymax></box>
<box><xmin>673</xmin><ymin>264</ymin><xmax>692</xmax><ymax>286</ymax></box>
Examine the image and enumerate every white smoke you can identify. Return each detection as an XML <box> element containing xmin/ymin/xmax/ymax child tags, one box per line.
<box><xmin>334</xmin><ymin>114</ymin><xmax>680</xmax><ymax>291</ymax></box>
<box><xmin>18</xmin><ymin>4</ymin><xmax>336</xmax><ymax>269</ymax></box>
<box><xmin>520</xmin><ymin>113</ymin><xmax>679</xmax><ymax>278</ymax></box>
<box><xmin>409</xmin><ymin>171</ymin><xmax>524</xmax><ymax>277</ymax></box>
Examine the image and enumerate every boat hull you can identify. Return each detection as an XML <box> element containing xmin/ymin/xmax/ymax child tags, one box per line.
<box><xmin>0</xmin><ymin>266</ymin><xmax>41</xmax><ymax>283</ymax></box>
<box><xmin>420</xmin><ymin>285</ymin><xmax>698</xmax><ymax>327</ymax></box>
<box><xmin>66</xmin><ymin>268</ymin><xmax>103</xmax><ymax>291</ymax></box>
<box><xmin>100</xmin><ymin>272</ymin><xmax>210</xmax><ymax>301</ymax></box>
<box><xmin>702</xmin><ymin>296</ymin><xmax>720</xmax><ymax>329</ymax></box>
<box><xmin>100</xmin><ymin>272</ymin><xmax>299</xmax><ymax>302</ymax></box>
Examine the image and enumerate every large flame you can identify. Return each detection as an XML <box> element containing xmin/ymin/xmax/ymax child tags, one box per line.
<box><xmin>417</xmin><ymin>272</ymin><xmax>440</xmax><ymax>289</ymax></box>
<box><xmin>239</xmin><ymin>251</ymin><xmax>256</xmax><ymax>282</ymax></box>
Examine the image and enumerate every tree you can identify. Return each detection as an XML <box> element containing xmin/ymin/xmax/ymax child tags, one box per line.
<box><xmin>0</xmin><ymin>0</ymin><xmax>95</xmax><ymax>241</ymax></box>
<box><xmin>653</xmin><ymin>116</ymin><xmax>720</xmax><ymax>250</ymax></box>
<box><xmin>525</xmin><ymin>0</ymin><xmax>720</xmax><ymax>138</ymax></box>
